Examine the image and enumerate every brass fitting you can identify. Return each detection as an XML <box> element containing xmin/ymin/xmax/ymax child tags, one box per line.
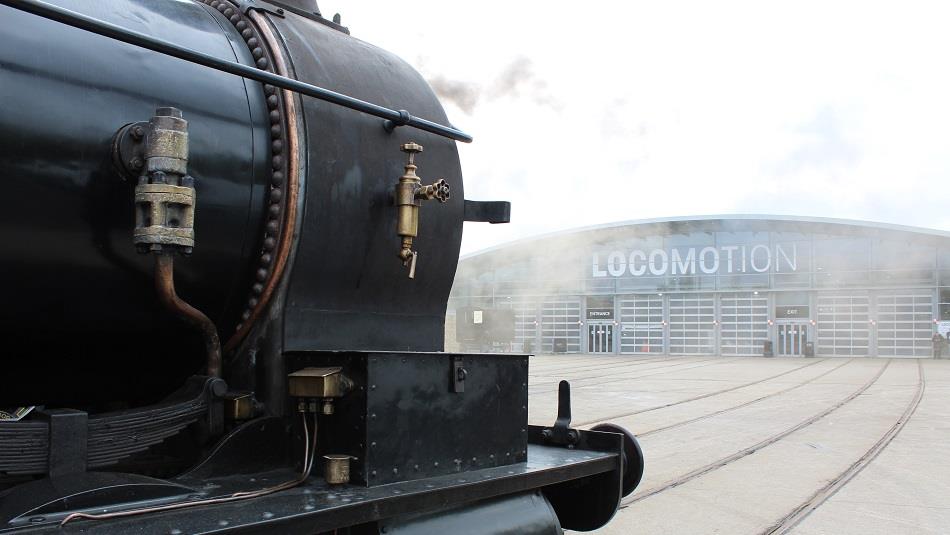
<box><xmin>132</xmin><ymin>107</ymin><xmax>196</xmax><ymax>255</ymax></box>
<box><xmin>222</xmin><ymin>391</ymin><xmax>258</xmax><ymax>421</ymax></box>
<box><xmin>288</xmin><ymin>367</ymin><xmax>354</xmax><ymax>415</ymax></box>
<box><xmin>394</xmin><ymin>142</ymin><xmax>450</xmax><ymax>278</ymax></box>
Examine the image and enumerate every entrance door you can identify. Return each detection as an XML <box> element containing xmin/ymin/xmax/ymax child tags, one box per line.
<box><xmin>588</xmin><ymin>324</ymin><xmax>614</xmax><ymax>353</ymax></box>
<box><xmin>777</xmin><ymin>323</ymin><xmax>808</xmax><ymax>356</ymax></box>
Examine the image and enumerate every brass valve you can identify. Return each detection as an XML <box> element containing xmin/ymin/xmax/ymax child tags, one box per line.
<box><xmin>394</xmin><ymin>142</ymin><xmax>450</xmax><ymax>278</ymax></box>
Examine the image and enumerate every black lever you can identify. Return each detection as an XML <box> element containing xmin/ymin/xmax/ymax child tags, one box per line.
<box><xmin>542</xmin><ymin>380</ymin><xmax>579</xmax><ymax>447</ymax></box>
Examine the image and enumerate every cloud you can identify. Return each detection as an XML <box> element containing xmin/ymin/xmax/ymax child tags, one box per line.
<box><xmin>321</xmin><ymin>0</ymin><xmax>950</xmax><ymax>255</ymax></box>
<box><xmin>773</xmin><ymin>106</ymin><xmax>861</xmax><ymax>177</ymax></box>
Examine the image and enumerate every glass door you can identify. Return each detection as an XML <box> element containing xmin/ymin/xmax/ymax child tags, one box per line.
<box><xmin>587</xmin><ymin>323</ymin><xmax>614</xmax><ymax>353</ymax></box>
<box><xmin>777</xmin><ymin>323</ymin><xmax>808</xmax><ymax>356</ymax></box>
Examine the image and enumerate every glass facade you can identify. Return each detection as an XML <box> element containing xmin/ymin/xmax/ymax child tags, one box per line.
<box><xmin>720</xmin><ymin>293</ymin><xmax>769</xmax><ymax>356</ymax></box>
<box><xmin>668</xmin><ymin>294</ymin><xmax>716</xmax><ymax>355</ymax></box>
<box><xmin>449</xmin><ymin>218</ymin><xmax>950</xmax><ymax>357</ymax></box>
<box><xmin>816</xmin><ymin>295</ymin><xmax>870</xmax><ymax>356</ymax></box>
<box><xmin>618</xmin><ymin>295</ymin><xmax>664</xmax><ymax>354</ymax></box>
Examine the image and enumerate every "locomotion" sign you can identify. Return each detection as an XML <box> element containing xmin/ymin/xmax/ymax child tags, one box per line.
<box><xmin>592</xmin><ymin>244</ymin><xmax>798</xmax><ymax>277</ymax></box>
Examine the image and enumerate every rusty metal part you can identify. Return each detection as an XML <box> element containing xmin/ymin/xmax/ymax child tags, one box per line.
<box><xmin>144</xmin><ymin>109</ymin><xmax>189</xmax><ymax>176</ymax></box>
<box><xmin>132</xmin><ymin>108</ymin><xmax>197</xmax><ymax>254</ymax></box>
<box><xmin>130</xmin><ymin>107</ymin><xmax>217</xmax><ymax>376</ymax></box>
<box><xmin>394</xmin><ymin>142</ymin><xmax>450</xmax><ymax>278</ymax></box>
<box><xmin>134</xmin><ymin>183</ymin><xmax>195</xmax><ymax>248</ymax></box>
<box><xmin>155</xmin><ymin>254</ymin><xmax>222</xmax><ymax>378</ymax></box>
<box><xmin>216</xmin><ymin>4</ymin><xmax>300</xmax><ymax>354</ymax></box>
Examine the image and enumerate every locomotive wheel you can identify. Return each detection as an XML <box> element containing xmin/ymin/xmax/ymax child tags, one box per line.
<box><xmin>592</xmin><ymin>423</ymin><xmax>644</xmax><ymax>497</ymax></box>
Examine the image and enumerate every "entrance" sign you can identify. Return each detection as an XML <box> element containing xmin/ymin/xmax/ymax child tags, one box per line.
<box><xmin>587</xmin><ymin>308</ymin><xmax>614</xmax><ymax>320</ymax></box>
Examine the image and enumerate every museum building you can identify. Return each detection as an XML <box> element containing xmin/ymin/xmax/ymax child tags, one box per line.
<box><xmin>448</xmin><ymin>216</ymin><xmax>950</xmax><ymax>357</ymax></box>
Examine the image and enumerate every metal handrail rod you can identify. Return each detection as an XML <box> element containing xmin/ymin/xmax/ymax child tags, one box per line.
<box><xmin>0</xmin><ymin>0</ymin><xmax>473</xmax><ymax>143</ymax></box>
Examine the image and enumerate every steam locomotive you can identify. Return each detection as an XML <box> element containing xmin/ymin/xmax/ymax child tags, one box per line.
<box><xmin>0</xmin><ymin>0</ymin><xmax>643</xmax><ymax>532</ymax></box>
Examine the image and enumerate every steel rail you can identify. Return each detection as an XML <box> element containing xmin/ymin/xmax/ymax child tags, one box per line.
<box><xmin>529</xmin><ymin>356</ymin><xmax>680</xmax><ymax>380</ymax></box>
<box><xmin>530</xmin><ymin>355</ymin><xmax>675</xmax><ymax>376</ymax></box>
<box><xmin>619</xmin><ymin>359</ymin><xmax>892</xmax><ymax>508</ymax></box>
<box><xmin>761</xmin><ymin>359</ymin><xmax>926</xmax><ymax>534</ymax></box>
<box><xmin>0</xmin><ymin>0</ymin><xmax>473</xmax><ymax>143</ymax></box>
<box><xmin>528</xmin><ymin>356</ymin><xmax>739</xmax><ymax>392</ymax></box>
<box><xmin>573</xmin><ymin>358</ymin><xmax>827</xmax><ymax>427</ymax></box>
<box><xmin>636</xmin><ymin>358</ymin><xmax>853</xmax><ymax>438</ymax></box>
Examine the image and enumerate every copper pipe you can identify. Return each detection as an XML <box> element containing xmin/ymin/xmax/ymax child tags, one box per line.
<box><xmin>224</xmin><ymin>10</ymin><xmax>300</xmax><ymax>354</ymax></box>
<box><xmin>155</xmin><ymin>254</ymin><xmax>222</xmax><ymax>377</ymax></box>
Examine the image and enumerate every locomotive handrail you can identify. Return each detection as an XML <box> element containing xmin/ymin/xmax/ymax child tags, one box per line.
<box><xmin>0</xmin><ymin>0</ymin><xmax>474</xmax><ymax>143</ymax></box>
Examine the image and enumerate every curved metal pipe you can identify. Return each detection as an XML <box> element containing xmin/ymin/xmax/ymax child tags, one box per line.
<box><xmin>223</xmin><ymin>10</ymin><xmax>301</xmax><ymax>354</ymax></box>
<box><xmin>155</xmin><ymin>254</ymin><xmax>222</xmax><ymax>378</ymax></box>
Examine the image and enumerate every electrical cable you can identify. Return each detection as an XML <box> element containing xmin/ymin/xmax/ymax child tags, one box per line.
<box><xmin>61</xmin><ymin>412</ymin><xmax>319</xmax><ymax>526</ymax></box>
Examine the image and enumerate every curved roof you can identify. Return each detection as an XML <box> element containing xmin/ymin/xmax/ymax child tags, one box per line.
<box><xmin>461</xmin><ymin>214</ymin><xmax>950</xmax><ymax>264</ymax></box>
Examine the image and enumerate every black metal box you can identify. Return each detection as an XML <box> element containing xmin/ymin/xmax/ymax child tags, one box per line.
<box><xmin>286</xmin><ymin>352</ymin><xmax>528</xmax><ymax>486</ymax></box>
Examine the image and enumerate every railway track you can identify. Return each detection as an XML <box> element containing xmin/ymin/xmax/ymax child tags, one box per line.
<box><xmin>529</xmin><ymin>356</ymin><xmax>713</xmax><ymax>386</ymax></box>
<box><xmin>574</xmin><ymin>358</ymin><xmax>828</xmax><ymax>426</ymax></box>
<box><xmin>528</xmin><ymin>357</ymin><xmax>737</xmax><ymax>392</ymax></box>
<box><xmin>635</xmin><ymin>358</ymin><xmax>854</xmax><ymax>437</ymax></box>
<box><xmin>530</xmin><ymin>354</ymin><xmax>680</xmax><ymax>376</ymax></box>
<box><xmin>760</xmin><ymin>359</ymin><xmax>926</xmax><ymax>534</ymax></box>
<box><xmin>620</xmin><ymin>359</ymin><xmax>893</xmax><ymax>509</ymax></box>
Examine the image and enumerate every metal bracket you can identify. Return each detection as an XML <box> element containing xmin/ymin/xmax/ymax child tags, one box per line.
<box><xmin>451</xmin><ymin>356</ymin><xmax>467</xmax><ymax>393</ymax></box>
<box><xmin>231</xmin><ymin>0</ymin><xmax>286</xmax><ymax>16</ymax></box>
<box><xmin>111</xmin><ymin>121</ymin><xmax>149</xmax><ymax>181</ymax></box>
<box><xmin>34</xmin><ymin>408</ymin><xmax>88</xmax><ymax>477</ymax></box>
<box><xmin>541</xmin><ymin>381</ymin><xmax>579</xmax><ymax>447</ymax></box>
<box><xmin>463</xmin><ymin>200</ymin><xmax>511</xmax><ymax>224</ymax></box>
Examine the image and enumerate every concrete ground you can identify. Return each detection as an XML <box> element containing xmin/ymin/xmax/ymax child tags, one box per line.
<box><xmin>528</xmin><ymin>354</ymin><xmax>948</xmax><ymax>535</ymax></box>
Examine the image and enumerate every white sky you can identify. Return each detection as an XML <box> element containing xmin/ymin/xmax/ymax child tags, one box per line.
<box><xmin>320</xmin><ymin>1</ymin><xmax>950</xmax><ymax>254</ymax></box>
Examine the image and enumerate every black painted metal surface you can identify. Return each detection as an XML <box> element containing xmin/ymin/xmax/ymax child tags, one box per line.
<box><xmin>0</xmin><ymin>0</ymin><xmax>471</xmax><ymax>407</ymax></box>
<box><xmin>287</xmin><ymin>352</ymin><xmax>528</xmax><ymax>486</ymax></box>
<box><xmin>0</xmin><ymin>0</ymin><xmax>472</xmax><ymax>143</ymax></box>
<box><xmin>0</xmin><ymin>472</ymin><xmax>196</xmax><ymax>528</ymax></box>
<box><xmin>270</xmin><ymin>11</ymin><xmax>466</xmax><ymax>353</ymax></box>
<box><xmin>0</xmin><ymin>0</ymin><xmax>270</xmax><ymax>407</ymax></box>
<box><xmin>381</xmin><ymin>492</ymin><xmax>561</xmax><ymax>535</ymax></box>
<box><xmin>3</xmin><ymin>443</ymin><xmax>614</xmax><ymax>534</ymax></box>
<box><xmin>591</xmin><ymin>422</ymin><xmax>644</xmax><ymax>497</ymax></box>
<box><xmin>529</xmin><ymin>426</ymin><xmax>624</xmax><ymax>531</ymax></box>
<box><xmin>463</xmin><ymin>200</ymin><xmax>512</xmax><ymax>224</ymax></box>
